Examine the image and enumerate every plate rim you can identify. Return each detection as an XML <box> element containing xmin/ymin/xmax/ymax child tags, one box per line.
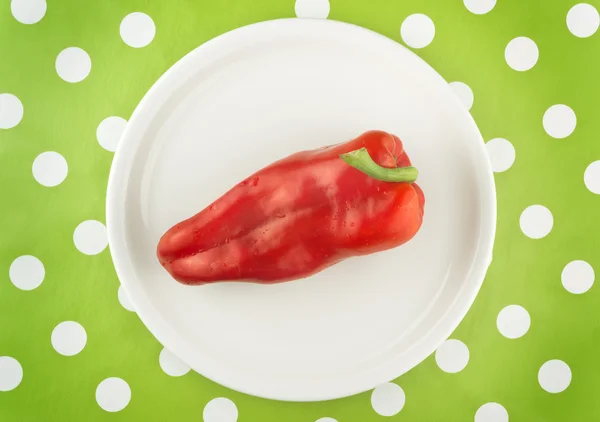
<box><xmin>106</xmin><ymin>17</ymin><xmax>497</xmax><ymax>402</ymax></box>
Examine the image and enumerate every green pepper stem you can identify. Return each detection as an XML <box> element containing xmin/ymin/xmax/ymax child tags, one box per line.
<box><xmin>339</xmin><ymin>148</ymin><xmax>418</xmax><ymax>183</ymax></box>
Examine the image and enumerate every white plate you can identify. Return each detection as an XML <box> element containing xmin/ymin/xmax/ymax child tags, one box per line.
<box><xmin>107</xmin><ymin>18</ymin><xmax>496</xmax><ymax>402</ymax></box>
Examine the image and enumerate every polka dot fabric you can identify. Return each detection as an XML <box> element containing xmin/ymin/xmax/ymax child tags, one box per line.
<box><xmin>1</xmin><ymin>0</ymin><xmax>598</xmax><ymax>420</ymax></box>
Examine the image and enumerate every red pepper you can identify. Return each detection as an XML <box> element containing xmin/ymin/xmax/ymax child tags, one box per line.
<box><xmin>157</xmin><ymin>130</ymin><xmax>425</xmax><ymax>284</ymax></box>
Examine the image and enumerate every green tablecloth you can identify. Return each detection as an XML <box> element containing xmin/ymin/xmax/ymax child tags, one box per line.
<box><xmin>2</xmin><ymin>0</ymin><xmax>600</xmax><ymax>420</ymax></box>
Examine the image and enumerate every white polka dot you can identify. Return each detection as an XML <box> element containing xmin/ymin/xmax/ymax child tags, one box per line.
<box><xmin>32</xmin><ymin>151</ymin><xmax>68</xmax><ymax>187</ymax></box>
<box><xmin>562</xmin><ymin>260</ymin><xmax>594</xmax><ymax>294</ymax></box>
<box><xmin>97</xmin><ymin>116</ymin><xmax>127</xmax><ymax>152</ymax></box>
<box><xmin>203</xmin><ymin>397</ymin><xmax>238</xmax><ymax>422</ymax></box>
<box><xmin>11</xmin><ymin>0</ymin><xmax>46</xmax><ymax>24</ymax></box>
<box><xmin>51</xmin><ymin>321</ymin><xmax>87</xmax><ymax>356</ymax></box>
<box><xmin>9</xmin><ymin>255</ymin><xmax>44</xmax><ymax>291</ymax></box>
<box><xmin>400</xmin><ymin>14</ymin><xmax>435</xmax><ymax>49</ymax></box>
<box><xmin>0</xmin><ymin>356</ymin><xmax>23</xmax><ymax>392</ymax></box>
<box><xmin>316</xmin><ymin>418</ymin><xmax>337</xmax><ymax>422</ymax></box>
<box><xmin>96</xmin><ymin>377</ymin><xmax>131</xmax><ymax>412</ymax></box>
<box><xmin>371</xmin><ymin>382</ymin><xmax>405</xmax><ymax>417</ymax></box>
<box><xmin>435</xmin><ymin>339</ymin><xmax>469</xmax><ymax>373</ymax></box>
<box><xmin>520</xmin><ymin>205</ymin><xmax>553</xmax><ymax>239</ymax></box>
<box><xmin>584</xmin><ymin>161</ymin><xmax>600</xmax><ymax>194</ymax></box>
<box><xmin>497</xmin><ymin>305</ymin><xmax>530</xmax><ymax>339</ymax></box>
<box><xmin>159</xmin><ymin>348</ymin><xmax>190</xmax><ymax>377</ymax></box>
<box><xmin>449</xmin><ymin>81</ymin><xmax>474</xmax><ymax>111</ymax></box>
<box><xmin>538</xmin><ymin>360</ymin><xmax>572</xmax><ymax>393</ymax></box>
<box><xmin>295</xmin><ymin>0</ymin><xmax>330</xmax><ymax>19</ymax></box>
<box><xmin>73</xmin><ymin>220</ymin><xmax>108</xmax><ymax>255</ymax></box>
<box><xmin>543</xmin><ymin>104</ymin><xmax>576</xmax><ymax>139</ymax></box>
<box><xmin>120</xmin><ymin>13</ymin><xmax>156</xmax><ymax>48</ymax></box>
<box><xmin>505</xmin><ymin>37</ymin><xmax>539</xmax><ymax>71</ymax></box>
<box><xmin>567</xmin><ymin>3</ymin><xmax>599</xmax><ymax>38</ymax></box>
<box><xmin>55</xmin><ymin>47</ymin><xmax>91</xmax><ymax>83</ymax></box>
<box><xmin>485</xmin><ymin>138</ymin><xmax>515</xmax><ymax>172</ymax></box>
<box><xmin>475</xmin><ymin>402</ymin><xmax>508</xmax><ymax>422</ymax></box>
<box><xmin>118</xmin><ymin>285</ymin><xmax>135</xmax><ymax>312</ymax></box>
<box><xmin>464</xmin><ymin>0</ymin><xmax>496</xmax><ymax>14</ymax></box>
<box><xmin>0</xmin><ymin>93</ymin><xmax>24</xmax><ymax>129</ymax></box>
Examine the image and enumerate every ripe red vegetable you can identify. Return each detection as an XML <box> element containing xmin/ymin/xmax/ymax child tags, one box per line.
<box><xmin>157</xmin><ymin>130</ymin><xmax>425</xmax><ymax>285</ymax></box>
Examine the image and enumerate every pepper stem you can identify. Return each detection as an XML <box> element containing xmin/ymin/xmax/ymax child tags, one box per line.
<box><xmin>340</xmin><ymin>148</ymin><xmax>418</xmax><ymax>183</ymax></box>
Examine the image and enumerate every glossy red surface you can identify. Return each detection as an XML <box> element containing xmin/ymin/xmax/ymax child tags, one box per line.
<box><xmin>157</xmin><ymin>130</ymin><xmax>425</xmax><ymax>284</ymax></box>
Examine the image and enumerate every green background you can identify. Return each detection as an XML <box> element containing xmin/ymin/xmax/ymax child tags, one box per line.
<box><xmin>2</xmin><ymin>0</ymin><xmax>600</xmax><ymax>420</ymax></box>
